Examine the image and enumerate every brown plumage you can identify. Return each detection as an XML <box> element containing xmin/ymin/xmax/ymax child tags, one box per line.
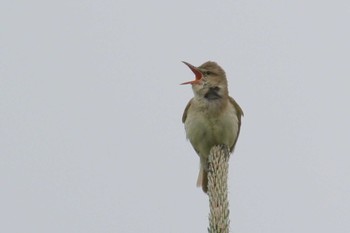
<box><xmin>181</xmin><ymin>61</ymin><xmax>243</xmax><ymax>193</ymax></box>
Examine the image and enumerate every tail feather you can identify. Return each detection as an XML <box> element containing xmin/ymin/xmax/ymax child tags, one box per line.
<box><xmin>196</xmin><ymin>166</ymin><xmax>208</xmax><ymax>193</ymax></box>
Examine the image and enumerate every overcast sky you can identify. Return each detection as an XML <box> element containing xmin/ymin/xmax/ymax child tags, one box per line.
<box><xmin>1</xmin><ymin>1</ymin><xmax>350</xmax><ymax>233</ymax></box>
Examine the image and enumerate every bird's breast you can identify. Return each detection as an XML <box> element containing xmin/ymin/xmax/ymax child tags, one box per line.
<box><xmin>184</xmin><ymin>101</ymin><xmax>239</xmax><ymax>158</ymax></box>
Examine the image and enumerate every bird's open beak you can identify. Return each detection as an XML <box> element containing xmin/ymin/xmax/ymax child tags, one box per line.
<box><xmin>181</xmin><ymin>61</ymin><xmax>202</xmax><ymax>85</ymax></box>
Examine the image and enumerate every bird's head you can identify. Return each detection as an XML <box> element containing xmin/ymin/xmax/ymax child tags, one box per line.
<box><xmin>181</xmin><ymin>61</ymin><xmax>228</xmax><ymax>100</ymax></box>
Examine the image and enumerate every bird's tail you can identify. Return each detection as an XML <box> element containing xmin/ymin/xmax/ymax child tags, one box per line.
<box><xmin>196</xmin><ymin>165</ymin><xmax>208</xmax><ymax>193</ymax></box>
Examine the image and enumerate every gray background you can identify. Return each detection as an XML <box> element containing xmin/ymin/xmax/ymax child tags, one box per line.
<box><xmin>1</xmin><ymin>1</ymin><xmax>349</xmax><ymax>232</ymax></box>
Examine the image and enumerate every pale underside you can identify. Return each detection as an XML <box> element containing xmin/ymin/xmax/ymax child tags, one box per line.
<box><xmin>183</xmin><ymin>96</ymin><xmax>243</xmax><ymax>188</ymax></box>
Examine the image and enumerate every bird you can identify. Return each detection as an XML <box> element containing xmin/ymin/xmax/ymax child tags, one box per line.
<box><xmin>181</xmin><ymin>61</ymin><xmax>243</xmax><ymax>193</ymax></box>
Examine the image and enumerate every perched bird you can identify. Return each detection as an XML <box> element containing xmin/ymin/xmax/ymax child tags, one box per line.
<box><xmin>181</xmin><ymin>61</ymin><xmax>243</xmax><ymax>193</ymax></box>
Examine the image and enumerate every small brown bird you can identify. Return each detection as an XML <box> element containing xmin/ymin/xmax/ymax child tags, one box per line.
<box><xmin>181</xmin><ymin>61</ymin><xmax>243</xmax><ymax>193</ymax></box>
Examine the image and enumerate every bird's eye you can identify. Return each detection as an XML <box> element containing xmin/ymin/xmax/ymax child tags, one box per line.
<box><xmin>204</xmin><ymin>71</ymin><xmax>211</xmax><ymax>76</ymax></box>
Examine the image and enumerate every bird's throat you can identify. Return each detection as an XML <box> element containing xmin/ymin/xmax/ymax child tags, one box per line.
<box><xmin>204</xmin><ymin>87</ymin><xmax>221</xmax><ymax>100</ymax></box>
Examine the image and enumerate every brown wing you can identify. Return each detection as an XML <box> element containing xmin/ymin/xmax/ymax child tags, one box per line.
<box><xmin>229</xmin><ymin>96</ymin><xmax>244</xmax><ymax>152</ymax></box>
<box><xmin>182</xmin><ymin>98</ymin><xmax>193</xmax><ymax>123</ymax></box>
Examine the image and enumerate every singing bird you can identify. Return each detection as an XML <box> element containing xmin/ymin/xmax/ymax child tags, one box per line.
<box><xmin>181</xmin><ymin>61</ymin><xmax>243</xmax><ymax>193</ymax></box>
